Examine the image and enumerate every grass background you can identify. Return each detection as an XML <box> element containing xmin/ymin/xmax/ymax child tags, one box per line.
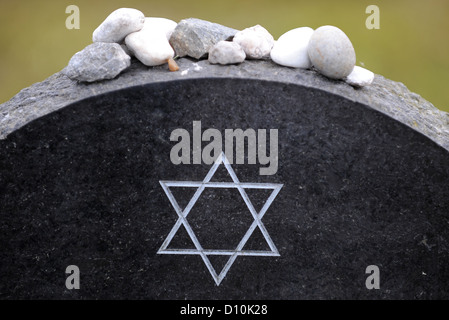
<box><xmin>0</xmin><ymin>0</ymin><xmax>448</xmax><ymax>112</ymax></box>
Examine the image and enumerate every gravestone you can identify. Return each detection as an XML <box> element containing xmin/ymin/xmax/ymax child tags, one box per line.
<box><xmin>1</xmin><ymin>58</ymin><xmax>449</xmax><ymax>300</ymax></box>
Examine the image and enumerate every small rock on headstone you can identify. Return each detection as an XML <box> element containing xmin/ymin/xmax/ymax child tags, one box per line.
<box><xmin>308</xmin><ymin>25</ymin><xmax>356</xmax><ymax>79</ymax></box>
<box><xmin>169</xmin><ymin>18</ymin><xmax>238</xmax><ymax>59</ymax></box>
<box><xmin>208</xmin><ymin>41</ymin><xmax>246</xmax><ymax>65</ymax></box>
<box><xmin>92</xmin><ymin>8</ymin><xmax>145</xmax><ymax>43</ymax></box>
<box><xmin>233</xmin><ymin>25</ymin><xmax>275</xmax><ymax>60</ymax></box>
<box><xmin>270</xmin><ymin>27</ymin><xmax>314</xmax><ymax>69</ymax></box>
<box><xmin>345</xmin><ymin>66</ymin><xmax>375</xmax><ymax>87</ymax></box>
<box><xmin>125</xmin><ymin>18</ymin><xmax>177</xmax><ymax>67</ymax></box>
<box><xmin>144</xmin><ymin>17</ymin><xmax>178</xmax><ymax>39</ymax></box>
<box><xmin>64</xmin><ymin>43</ymin><xmax>131</xmax><ymax>82</ymax></box>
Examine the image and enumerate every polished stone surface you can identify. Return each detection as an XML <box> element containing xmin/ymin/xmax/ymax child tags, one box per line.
<box><xmin>1</xmin><ymin>77</ymin><xmax>449</xmax><ymax>299</ymax></box>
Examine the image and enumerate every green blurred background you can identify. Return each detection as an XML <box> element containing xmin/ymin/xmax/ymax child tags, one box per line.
<box><xmin>1</xmin><ymin>0</ymin><xmax>448</xmax><ymax>112</ymax></box>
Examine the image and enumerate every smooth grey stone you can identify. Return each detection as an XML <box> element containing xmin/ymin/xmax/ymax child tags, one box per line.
<box><xmin>169</xmin><ymin>18</ymin><xmax>238</xmax><ymax>59</ymax></box>
<box><xmin>63</xmin><ymin>43</ymin><xmax>131</xmax><ymax>83</ymax></box>
<box><xmin>208</xmin><ymin>41</ymin><xmax>246</xmax><ymax>65</ymax></box>
<box><xmin>308</xmin><ymin>25</ymin><xmax>356</xmax><ymax>79</ymax></box>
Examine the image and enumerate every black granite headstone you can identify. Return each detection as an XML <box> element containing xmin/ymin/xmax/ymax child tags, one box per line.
<box><xmin>1</xmin><ymin>60</ymin><xmax>449</xmax><ymax>300</ymax></box>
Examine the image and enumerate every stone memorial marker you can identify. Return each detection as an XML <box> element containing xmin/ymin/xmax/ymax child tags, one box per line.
<box><xmin>1</xmin><ymin>58</ymin><xmax>449</xmax><ymax>300</ymax></box>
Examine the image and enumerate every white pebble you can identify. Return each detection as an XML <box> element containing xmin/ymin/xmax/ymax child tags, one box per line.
<box><xmin>93</xmin><ymin>8</ymin><xmax>145</xmax><ymax>43</ymax></box>
<box><xmin>270</xmin><ymin>27</ymin><xmax>314</xmax><ymax>69</ymax></box>
<box><xmin>233</xmin><ymin>25</ymin><xmax>274</xmax><ymax>59</ymax></box>
<box><xmin>125</xmin><ymin>17</ymin><xmax>177</xmax><ymax>67</ymax></box>
<box><xmin>345</xmin><ymin>66</ymin><xmax>375</xmax><ymax>87</ymax></box>
<box><xmin>209</xmin><ymin>41</ymin><xmax>246</xmax><ymax>65</ymax></box>
<box><xmin>142</xmin><ymin>17</ymin><xmax>178</xmax><ymax>40</ymax></box>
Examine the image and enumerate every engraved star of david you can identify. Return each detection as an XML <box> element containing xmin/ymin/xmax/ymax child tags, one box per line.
<box><xmin>158</xmin><ymin>152</ymin><xmax>283</xmax><ymax>286</ymax></box>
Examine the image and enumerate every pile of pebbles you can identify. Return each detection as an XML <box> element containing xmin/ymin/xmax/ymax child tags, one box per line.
<box><xmin>64</xmin><ymin>8</ymin><xmax>374</xmax><ymax>87</ymax></box>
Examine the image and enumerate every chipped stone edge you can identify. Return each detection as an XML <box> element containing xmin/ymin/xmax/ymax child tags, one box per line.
<box><xmin>1</xmin><ymin>58</ymin><xmax>448</xmax><ymax>153</ymax></box>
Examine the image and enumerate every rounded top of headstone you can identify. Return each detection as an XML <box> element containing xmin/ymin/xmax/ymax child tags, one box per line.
<box><xmin>0</xmin><ymin>58</ymin><xmax>448</xmax><ymax>151</ymax></box>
